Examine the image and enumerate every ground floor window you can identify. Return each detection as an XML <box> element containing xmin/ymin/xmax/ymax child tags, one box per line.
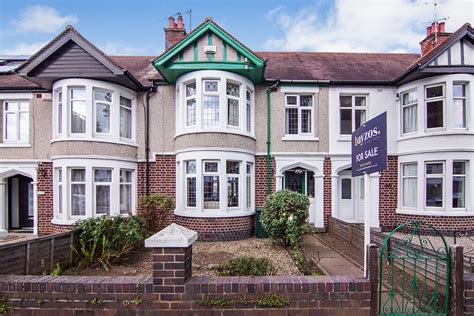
<box><xmin>53</xmin><ymin>159</ymin><xmax>136</xmax><ymax>223</ymax></box>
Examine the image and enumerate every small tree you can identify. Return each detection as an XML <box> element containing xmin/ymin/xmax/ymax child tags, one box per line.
<box><xmin>139</xmin><ymin>193</ymin><xmax>173</xmax><ymax>234</ymax></box>
<box><xmin>261</xmin><ymin>189</ymin><xmax>310</xmax><ymax>250</ymax></box>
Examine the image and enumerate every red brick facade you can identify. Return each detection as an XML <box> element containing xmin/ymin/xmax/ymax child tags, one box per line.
<box><xmin>323</xmin><ymin>157</ymin><xmax>332</xmax><ymax>229</ymax></box>
<box><xmin>378</xmin><ymin>156</ymin><xmax>398</xmax><ymax>231</ymax></box>
<box><xmin>254</xmin><ymin>155</ymin><xmax>276</xmax><ymax>208</ymax></box>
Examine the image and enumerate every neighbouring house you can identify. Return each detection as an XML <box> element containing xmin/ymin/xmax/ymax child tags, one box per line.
<box><xmin>0</xmin><ymin>17</ymin><xmax>472</xmax><ymax>240</ymax></box>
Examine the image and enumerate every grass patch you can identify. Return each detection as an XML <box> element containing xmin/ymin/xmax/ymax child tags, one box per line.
<box><xmin>215</xmin><ymin>256</ymin><xmax>276</xmax><ymax>276</ymax></box>
<box><xmin>198</xmin><ymin>295</ymin><xmax>290</xmax><ymax>308</ymax></box>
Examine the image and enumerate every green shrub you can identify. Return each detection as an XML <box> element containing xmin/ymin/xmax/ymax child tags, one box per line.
<box><xmin>215</xmin><ymin>256</ymin><xmax>276</xmax><ymax>276</ymax></box>
<box><xmin>139</xmin><ymin>193</ymin><xmax>173</xmax><ymax>233</ymax></box>
<box><xmin>73</xmin><ymin>215</ymin><xmax>146</xmax><ymax>270</ymax></box>
<box><xmin>261</xmin><ymin>189</ymin><xmax>310</xmax><ymax>248</ymax></box>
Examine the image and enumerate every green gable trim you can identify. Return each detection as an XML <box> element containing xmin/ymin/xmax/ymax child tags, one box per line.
<box><xmin>153</xmin><ymin>19</ymin><xmax>265</xmax><ymax>84</ymax></box>
<box><xmin>237</xmin><ymin>52</ymin><xmax>241</xmax><ymax>62</ymax></box>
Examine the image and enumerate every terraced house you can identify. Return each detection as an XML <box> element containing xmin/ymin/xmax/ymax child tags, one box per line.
<box><xmin>0</xmin><ymin>16</ymin><xmax>472</xmax><ymax>240</ymax></box>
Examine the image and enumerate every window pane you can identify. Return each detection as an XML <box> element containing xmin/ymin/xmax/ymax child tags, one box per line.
<box><xmin>19</xmin><ymin>102</ymin><xmax>29</xmax><ymax>111</ymax></box>
<box><xmin>286</xmin><ymin>96</ymin><xmax>297</xmax><ymax>105</ymax></box>
<box><xmin>426</xmin><ymin>101</ymin><xmax>443</xmax><ymax>128</ymax></box>
<box><xmin>403</xmin><ymin>163</ymin><xmax>417</xmax><ymax>176</ymax></box>
<box><xmin>58</xmin><ymin>102</ymin><xmax>63</xmax><ymax>134</ymax></box>
<box><xmin>403</xmin><ymin>178</ymin><xmax>417</xmax><ymax>207</ymax></box>
<box><xmin>120</xmin><ymin>184</ymin><xmax>132</xmax><ymax>214</ymax></box>
<box><xmin>96</xmin><ymin>186</ymin><xmax>110</xmax><ymax>215</ymax></box>
<box><xmin>96</xmin><ymin>103</ymin><xmax>110</xmax><ymax>133</ymax></box>
<box><xmin>71</xmin><ymin>169</ymin><xmax>85</xmax><ymax>182</ymax></box>
<box><xmin>204</xmin><ymin>176</ymin><xmax>219</xmax><ymax>209</ymax></box>
<box><xmin>247</xmin><ymin>163</ymin><xmax>252</xmax><ymax>174</ymax></box>
<box><xmin>226</xmin><ymin>161</ymin><xmax>240</xmax><ymax>174</ymax></box>
<box><xmin>95</xmin><ymin>169</ymin><xmax>112</xmax><ymax>182</ymax></box>
<box><xmin>186</xmin><ymin>82</ymin><xmax>196</xmax><ymax>97</ymax></box>
<box><xmin>228</xmin><ymin>177</ymin><xmax>239</xmax><ymax>207</ymax></box>
<box><xmin>301</xmin><ymin>109</ymin><xmax>311</xmax><ymax>133</ymax></box>
<box><xmin>403</xmin><ymin>104</ymin><xmax>417</xmax><ymax>133</ymax></box>
<box><xmin>120</xmin><ymin>107</ymin><xmax>132</xmax><ymax>138</ymax></box>
<box><xmin>71</xmin><ymin>100</ymin><xmax>86</xmax><ymax>133</ymax></box>
<box><xmin>453</xmin><ymin>176</ymin><xmax>465</xmax><ymax>208</ymax></box>
<box><xmin>402</xmin><ymin>91</ymin><xmax>417</xmax><ymax>105</ymax></box>
<box><xmin>246</xmin><ymin>102</ymin><xmax>251</xmax><ymax>132</ymax></box>
<box><xmin>286</xmin><ymin>108</ymin><xmax>298</xmax><ymax>134</ymax></box>
<box><xmin>246</xmin><ymin>90</ymin><xmax>251</xmax><ymax>102</ymax></box>
<box><xmin>204</xmin><ymin>81</ymin><xmax>218</xmax><ymax>92</ymax></box>
<box><xmin>453</xmin><ymin>84</ymin><xmax>465</xmax><ymax>97</ymax></box>
<box><xmin>19</xmin><ymin>112</ymin><xmax>29</xmax><ymax>141</ymax></box>
<box><xmin>58</xmin><ymin>91</ymin><xmax>62</xmax><ymax>103</ymax></box>
<box><xmin>340</xmin><ymin>96</ymin><xmax>352</xmax><ymax>107</ymax></box>
<box><xmin>226</xmin><ymin>82</ymin><xmax>239</xmax><ymax>97</ymax></box>
<box><xmin>355</xmin><ymin>109</ymin><xmax>366</xmax><ymax>129</ymax></box>
<box><xmin>426</xmin><ymin>178</ymin><xmax>443</xmax><ymax>207</ymax></box>
<box><xmin>187</xmin><ymin>177</ymin><xmax>196</xmax><ymax>207</ymax></box>
<box><xmin>203</xmin><ymin>95</ymin><xmax>219</xmax><ymax>126</ymax></box>
<box><xmin>426</xmin><ymin>163</ymin><xmax>443</xmax><ymax>174</ymax></box>
<box><xmin>341</xmin><ymin>179</ymin><xmax>351</xmax><ymax>199</ymax></box>
<box><xmin>120</xmin><ymin>96</ymin><xmax>132</xmax><ymax>108</ymax></box>
<box><xmin>186</xmin><ymin>99</ymin><xmax>196</xmax><ymax>126</ymax></box>
<box><xmin>453</xmin><ymin>162</ymin><xmax>465</xmax><ymax>175</ymax></box>
<box><xmin>71</xmin><ymin>184</ymin><xmax>85</xmax><ymax>216</ymax></box>
<box><xmin>228</xmin><ymin>99</ymin><xmax>239</xmax><ymax>126</ymax></box>
<box><xmin>5</xmin><ymin>102</ymin><xmax>17</xmax><ymax>111</ymax></box>
<box><xmin>426</xmin><ymin>86</ymin><xmax>443</xmax><ymax>98</ymax></box>
<box><xmin>186</xmin><ymin>160</ymin><xmax>196</xmax><ymax>174</ymax></box>
<box><xmin>120</xmin><ymin>169</ymin><xmax>132</xmax><ymax>182</ymax></box>
<box><xmin>246</xmin><ymin>176</ymin><xmax>251</xmax><ymax>208</ymax></box>
<box><xmin>300</xmin><ymin>95</ymin><xmax>312</xmax><ymax>107</ymax></box>
<box><xmin>94</xmin><ymin>90</ymin><xmax>112</xmax><ymax>102</ymax></box>
<box><xmin>71</xmin><ymin>88</ymin><xmax>85</xmax><ymax>100</ymax></box>
<box><xmin>355</xmin><ymin>97</ymin><xmax>366</xmax><ymax>107</ymax></box>
<box><xmin>340</xmin><ymin>109</ymin><xmax>352</xmax><ymax>134</ymax></box>
<box><xmin>307</xmin><ymin>171</ymin><xmax>315</xmax><ymax>198</ymax></box>
<box><xmin>5</xmin><ymin>113</ymin><xmax>17</xmax><ymax>140</ymax></box>
<box><xmin>58</xmin><ymin>185</ymin><xmax>63</xmax><ymax>214</ymax></box>
<box><xmin>204</xmin><ymin>162</ymin><xmax>218</xmax><ymax>172</ymax></box>
<box><xmin>453</xmin><ymin>98</ymin><xmax>466</xmax><ymax>128</ymax></box>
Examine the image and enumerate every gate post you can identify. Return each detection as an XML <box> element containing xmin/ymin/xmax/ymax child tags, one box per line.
<box><xmin>368</xmin><ymin>244</ymin><xmax>379</xmax><ymax>316</ymax></box>
<box><xmin>449</xmin><ymin>245</ymin><xmax>464</xmax><ymax>316</ymax></box>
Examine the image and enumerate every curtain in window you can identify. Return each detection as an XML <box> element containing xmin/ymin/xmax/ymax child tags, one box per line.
<box><xmin>403</xmin><ymin>105</ymin><xmax>417</xmax><ymax>133</ymax></box>
<box><xmin>403</xmin><ymin>164</ymin><xmax>417</xmax><ymax>207</ymax></box>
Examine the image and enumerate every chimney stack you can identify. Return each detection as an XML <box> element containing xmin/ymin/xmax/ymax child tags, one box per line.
<box><xmin>420</xmin><ymin>21</ymin><xmax>450</xmax><ymax>56</ymax></box>
<box><xmin>164</xmin><ymin>15</ymin><xmax>187</xmax><ymax>51</ymax></box>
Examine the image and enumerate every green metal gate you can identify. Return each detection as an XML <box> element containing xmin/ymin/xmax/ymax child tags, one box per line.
<box><xmin>378</xmin><ymin>221</ymin><xmax>450</xmax><ymax>315</ymax></box>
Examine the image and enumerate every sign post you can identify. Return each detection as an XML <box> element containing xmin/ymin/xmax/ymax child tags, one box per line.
<box><xmin>351</xmin><ymin>112</ymin><xmax>387</xmax><ymax>277</ymax></box>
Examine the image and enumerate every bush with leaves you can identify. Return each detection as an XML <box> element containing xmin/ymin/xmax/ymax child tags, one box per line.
<box><xmin>73</xmin><ymin>215</ymin><xmax>146</xmax><ymax>270</ymax></box>
<box><xmin>215</xmin><ymin>256</ymin><xmax>276</xmax><ymax>276</ymax></box>
<box><xmin>139</xmin><ymin>193</ymin><xmax>173</xmax><ymax>234</ymax></box>
<box><xmin>261</xmin><ymin>189</ymin><xmax>310</xmax><ymax>249</ymax></box>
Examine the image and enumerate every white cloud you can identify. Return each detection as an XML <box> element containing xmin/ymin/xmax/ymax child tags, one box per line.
<box><xmin>12</xmin><ymin>5</ymin><xmax>78</xmax><ymax>33</ymax></box>
<box><xmin>265</xmin><ymin>0</ymin><xmax>473</xmax><ymax>53</ymax></box>
<box><xmin>0</xmin><ymin>41</ymin><xmax>46</xmax><ymax>55</ymax></box>
<box><xmin>100</xmin><ymin>42</ymin><xmax>145</xmax><ymax>55</ymax></box>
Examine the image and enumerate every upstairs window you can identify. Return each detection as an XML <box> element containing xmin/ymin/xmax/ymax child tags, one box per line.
<box><xmin>70</xmin><ymin>87</ymin><xmax>86</xmax><ymax>134</ymax></box>
<box><xmin>339</xmin><ymin>95</ymin><xmax>367</xmax><ymax>135</ymax></box>
<box><xmin>94</xmin><ymin>89</ymin><xmax>112</xmax><ymax>135</ymax></box>
<box><xmin>227</xmin><ymin>82</ymin><xmax>240</xmax><ymax>127</ymax></box>
<box><xmin>56</xmin><ymin>90</ymin><xmax>63</xmax><ymax>135</ymax></box>
<box><xmin>425</xmin><ymin>84</ymin><xmax>444</xmax><ymax>129</ymax></box>
<box><xmin>285</xmin><ymin>94</ymin><xmax>313</xmax><ymax>135</ymax></box>
<box><xmin>3</xmin><ymin>100</ymin><xmax>29</xmax><ymax>143</ymax></box>
<box><xmin>453</xmin><ymin>83</ymin><xmax>467</xmax><ymax>129</ymax></box>
<box><xmin>185</xmin><ymin>81</ymin><xmax>196</xmax><ymax>127</ymax></box>
<box><xmin>401</xmin><ymin>90</ymin><xmax>417</xmax><ymax>134</ymax></box>
<box><xmin>120</xmin><ymin>96</ymin><xmax>132</xmax><ymax>139</ymax></box>
<box><xmin>246</xmin><ymin>89</ymin><xmax>252</xmax><ymax>133</ymax></box>
<box><xmin>202</xmin><ymin>80</ymin><xmax>220</xmax><ymax>127</ymax></box>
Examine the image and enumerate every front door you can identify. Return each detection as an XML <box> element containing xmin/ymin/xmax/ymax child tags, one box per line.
<box><xmin>338</xmin><ymin>173</ymin><xmax>353</xmax><ymax>219</ymax></box>
<box><xmin>284</xmin><ymin>168</ymin><xmax>315</xmax><ymax>223</ymax></box>
<box><xmin>8</xmin><ymin>175</ymin><xmax>34</xmax><ymax>230</ymax></box>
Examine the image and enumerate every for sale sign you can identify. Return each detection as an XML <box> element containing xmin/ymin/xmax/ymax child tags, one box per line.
<box><xmin>351</xmin><ymin>112</ymin><xmax>387</xmax><ymax>177</ymax></box>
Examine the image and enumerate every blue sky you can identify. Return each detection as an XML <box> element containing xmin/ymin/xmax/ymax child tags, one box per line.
<box><xmin>0</xmin><ymin>0</ymin><xmax>472</xmax><ymax>56</ymax></box>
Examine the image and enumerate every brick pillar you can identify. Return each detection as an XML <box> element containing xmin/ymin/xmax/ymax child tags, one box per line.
<box><xmin>368</xmin><ymin>244</ymin><xmax>379</xmax><ymax>316</ymax></box>
<box><xmin>449</xmin><ymin>245</ymin><xmax>464</xmax><ymax>316</ymax></box>
<box><xmin>145</xmin><ymin>223</ymin><xmax>197</xmax><ymax>300</ymax></box>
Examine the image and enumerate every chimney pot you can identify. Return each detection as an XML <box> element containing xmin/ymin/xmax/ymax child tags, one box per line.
<box><xmin>177</xmin><ymin>15</ymin><xmax>185</xmax><ymax>29</ymax></box>
<box><xmin>426</xmin><ymin>26</ymin><xmax>432</xmax><ymax>36</ymax></box>
<box><xmin>439</xmin><ymin>22</ymin><xmax>445</xmax><ymax>33</ymax></box>
<box><xmin>168</xmin><ymin>17</ymin><xmax>175</xmax><ymax>28</ymax></box>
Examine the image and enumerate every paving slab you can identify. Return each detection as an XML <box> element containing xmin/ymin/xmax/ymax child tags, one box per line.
<box><xmin>301</xmin><ymin>234</ymin><xmax>363</xmax><ymax>276</ymax></box>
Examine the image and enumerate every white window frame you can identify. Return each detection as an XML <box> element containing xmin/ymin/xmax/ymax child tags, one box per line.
<box><xmin>56</xmin><ymin>89</ymin><xmax>63</xmax><ymax>135</ymax></box>
<box><xmin>119</xmin><ymin>95</ymin><xmax>133</xmax><ymax>140</ymax></box>
<box><xmin>69</xmin><ymin>86</ymin><xmax>87</xmax><ymax>135</ymax></box>
<box><xmin>2</xmin><ymin>100</ymin><xmax>29</xmax><ymax>143</ymax></box>
<box><xmin>93</xmin><ymin>88</ymin><xmax>113</xmax><ymax>136</ymax></box>
<box><xmin>55</xmin><ymin>168</ymin><xmax>63</xmax><ymax>218</ymax></box>
<box><xmin>69</xmin><ymin>167</ymin><xmax>87</xmax><ymax>219</ymax></box>
<box><xmin>93</xmin><ymin>168</ymin><xmax>112</xmax><ymax>216</ymax></box>
<box><xmin>452</xmin><ymin>161</ymin><xmax>467</xmax><ymax>210</ymax></box>
<box><xmin>400</xmin><ymin>89</ymin><xmax>418</xmax><ymax>135</ymax></box>
<box><xmin>119</xmin><ymin>169</ymin><xmax>133</xmax><ymax>214</ymax></box>
<box><xmin>226</xmin><ymin>81</ymin><xmax>240</xmax><ymax>128</ymax></box>
<box><xmin>285</xmin><ymin>94</ymin><xmax>314</xmax><ymax>136</ymax></box>
<box><xmin>401</xmin><ymin>162</ymin><xmax>418</xmax><ymax>208</ymax></box>
<box><xmin>185</xmin><ymin>160</ymin><xmax>197</xmax><ymax>208</ymax></box>
<box><xmin>452</xmin><ymin>82</ymin><xmax>467</xmax><ymax>130</ymax></box>
<box><xmin>246</xmin><ymin>162</ymin><xmax>252</xmax><ymax>210</ymax></box>
<box><xmin>202</xmin><ymin>79</ymin><xmax>220</xmax><ymax>128</ymax></box>
<box><xmin>339</xmin><ymin>94</ymin><xmax>367</xmax><ymax>135</ymax></box>
<box><xmin>424</xmin><ymin>83</ymin><xmax>445</xmax><ymax>131</ymax></box>
<box><xmin>184</xmin><ymin>81</ymin><xmax>197</xmax><ymax>128</ymax></box>
<box><xmin>424</xmin><ymin>161</ymin><xmax>445</xmax><ymax>209</ymax></box>
<box><xmin>246</xmin><ymin>89</ymin><xmax>253</xmax><ymax>133</ymax></box>
<box><xmin>226</xmin><ymin>161</ymin><xmax>240</xmax><ymax>209</ymax></box>
<box><xmin>202</xmin><ymin>160</ymin><xmax>220</xmax><ymax>210</ymax></box>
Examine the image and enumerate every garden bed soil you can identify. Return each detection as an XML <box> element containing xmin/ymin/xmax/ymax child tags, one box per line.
<box><xmin>64</xmin><ymin>237</ymin><xmax>300</xmax><ymax>277</ymax></box>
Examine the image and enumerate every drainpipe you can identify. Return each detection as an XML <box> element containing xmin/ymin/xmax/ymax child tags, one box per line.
<box><xmin>266</xmin><ymin>81</ymin><xmax>279</xmax><ymax>195</ymax></box>
<box><xmin>145</xmin><ymin>83</ymin><xmax>157</xmax><ymax>196</ymax></box>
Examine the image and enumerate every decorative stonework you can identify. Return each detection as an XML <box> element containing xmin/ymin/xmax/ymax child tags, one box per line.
<box><xmin>145</xmin><ymin>223</ymin><xmax>198</xmax><ymax>248</ymax></box>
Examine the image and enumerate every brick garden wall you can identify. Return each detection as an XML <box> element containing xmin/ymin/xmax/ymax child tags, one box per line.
<box><xmin>465</xmin><ymin>274</ymin><xmax>474</xmax><ymax>316</ymax></box>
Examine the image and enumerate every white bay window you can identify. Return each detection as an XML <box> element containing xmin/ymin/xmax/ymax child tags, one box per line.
<box><xmin>401</xmin><ymin>90</ymin><xmax>417</xmax><ymax>134</ymax></box>
<box><xmin>94</xmin><ymin>89</ymin><xmax>112</xmax><ymax>135</ymax></box>
<box><xmin>425</xmin><ymin>84</ymin><xmax>445</xmax><ymax>130</ymax></box>
<box><xmin>453</xmin><ymin>83</ymin><xmax>467</xmax><ymax>129</ymax></box>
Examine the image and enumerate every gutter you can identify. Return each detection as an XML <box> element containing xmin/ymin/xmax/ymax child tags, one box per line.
<box><xmin>145</xmin><ymin>82</ymin><xmax>157</xmax><ymax>195</ymax></box>
<box><xmin>266</xmin><ymin>81</ymin><xmax>279</xmax><ymax>195</ymax></box>
<box><xmin>265</xmin><ymin>79</ymin><xmax>330</xmax><ymax>84</ymax></box>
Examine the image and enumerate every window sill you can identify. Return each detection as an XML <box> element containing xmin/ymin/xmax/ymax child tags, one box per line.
<box><xmin>52</xmin><ymin>213</ymin><xmax>132</xmax><ymax>225</ymax></box>
<box><xmin>282</xmin><ymin>136</ymin><xmax>319</xmax><ymax>141</ymax></box>
<box><xmin>175</xmin><ymin>130</ymin><xmax>256</xmax><ymax>140</ymax></box>
<box><xmin>397</xmin><ymin>131</ymin><xmax>474</xmax><ymax>141</ymax></box>
<box><xmin>0</xmin><ymin>143</ymin><xmax>31</xmax><ymax>148</ymax></box>
<box><xmin>51</xmin><ymin>137</ymin><xmax>138</xmax><ymax>147</ymax></box>
<box><xmin>396</xmin><ymin>208</ymin><xmax>474</xmax><ymax>217</ymax></box>
<box><xmin>174</xmin><ymin>209</ymin><xmax>255</xmax><ymax>218</ymax></box>
<box><xmin>337</xmin><ymin>136</ymin><xmax>351</xmax><ymax>142</ymax></box>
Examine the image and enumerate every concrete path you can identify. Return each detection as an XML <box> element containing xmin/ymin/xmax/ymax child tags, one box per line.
<box><xmin>301</xmin><ymin>234</ymin><xmax>363</xmax><ymax>276</ymax></box>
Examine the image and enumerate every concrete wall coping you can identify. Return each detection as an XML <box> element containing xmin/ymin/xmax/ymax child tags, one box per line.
<box><xmin>145</xmin><ymin>223</ymin><xmax>198</xmax><ymax>248</ymax></box>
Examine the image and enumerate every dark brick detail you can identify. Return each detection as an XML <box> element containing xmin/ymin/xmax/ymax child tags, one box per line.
<box><xmin>378</xmin><ymin>156</ymin><xmax>398</xmax><ymax>231</ymax></box>
<box><xmin>175</xmin><ymin>215</ymin><xmax>255</xmax><ymax>241</ymax></box>
<box><xmin>152</xmin><ymin>247</ymin><xmax>192</xmax><ymax>297</ymax></box>
<box><xmin>255</xmin><ymin>155</ymin><xmax>275</xmax><ymax>208</ymax></box>
<box><xmin>323</xmin><ymin>157</ymin><xmax>332</xmax><ymax>229</ymax></box>
<box><xmin>465</xmin><ymin>274</ymin><xmax>474</xmax><ymax>315</ymax></box>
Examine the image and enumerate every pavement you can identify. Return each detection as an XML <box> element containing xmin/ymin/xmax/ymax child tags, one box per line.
<box><xmin>0</xmin><ymin>232</ymin><xmax>38</xmax><ymax>246</ymax></box>
<box><xmin>301</xmin><ymin>233</ymin><xmax>363</xmax><ymax>276</ymax></box>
